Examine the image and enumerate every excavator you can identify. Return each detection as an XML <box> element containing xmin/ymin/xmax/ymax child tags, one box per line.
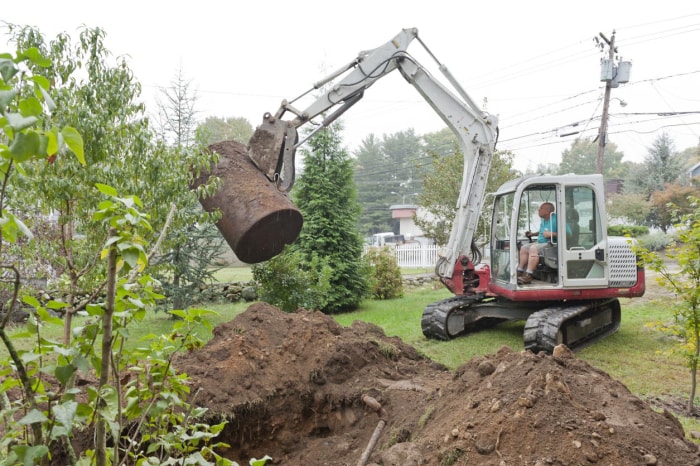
<box><xmin>224</xmin><ymin>28</ymin><xmax>645</xmax><ymax>353</ymax></box>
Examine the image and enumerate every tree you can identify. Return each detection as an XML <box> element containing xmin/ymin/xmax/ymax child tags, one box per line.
<box><xmin>645</xmin><ymin>132</ymin><xmax>684</xmax><ymax>194</ymax></box>
<box><xmin>635</xmin><ymin>198</ymin><xmax>700</xmax><ymax>413</ymax></box>
<box><xmin>7</xmin><ymin>26</ymin><xmax>217</xmax><ymax>339</ymax></box>
<box><xmin>607</xmin><ymin>192</ymin><xmax>652</xmax><ymax>225</ymax></box>
<box><xmin>648</xmin><ymin>181</ymin><xmax>700</xmax><ymax>232</ymax></box>
<box><xmin>524</xmin><ymin>161</ymin><xmax>559</xmax><ymax>176</ymax></box>
<box><xmin>7</xmin><ymin>25</ymin><xmax>153</xmax><ymax>342</ymax></box>
<box><xmin>558</xmin><ymin>137</ymin><xmax>625</xmax><ymax>178</ymax></box>
<box><xmin>0</xmin><ymin>36</ymin><xmax>247</xmax><ymax>466</ymax></box>
<box><xmin>353</xmin><ymin>130</ymin><xmax>425</xmax><ymax>236</ymax></box>
<box><xmin>294</xmin><ymin>122</ymin><xmax>369</xmax><ymax>312</ymax></box>
<box><xmin>381</xmin><ymin>128</ymin><xmax>424</xmax><ymax>198</ymax></box>
<box><xmin>151</xmin><ymin>66</ymin><xmax>225</xmax><ymax>310</ymax></box>
<box><xmin>354</xmin><ymin>134</ymin><xmax>393</xmax><ymax>235</ymax></box>
<box><xmin>624</xmin><ymin>133</ymin><xmax>683</xmax><ymax>199</ymax></box>
<box><xmin>153</xmin><ymin>64</ymin><xmax>199</xmax><ymax>146</ymax></box>
<box><xmin>198</xmin><ymin>115</ymin><xmax>254</xmax><ymax>145</ymax></box>
<box><xmin>620</xmin><ymin>161</ymin><xmax>649</xmax><ymax>195</ymax></box>
<box><xmin>422</xmin><ymin>127</ymin><xmax>457</xmax><ymax>158</ymax></box>
<box><xmin>0</xmin><ymin>41</ymin><xmax>85</xmax><ymax>454</ymax></box>
<box><xmin>415</xmin><ymin>128</ymin><xmax>517</xmax><ymax>246</ymax></box>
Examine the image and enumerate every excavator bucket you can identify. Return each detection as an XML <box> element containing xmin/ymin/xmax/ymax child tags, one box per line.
<box><xmin>247</xmin><ymin>112</ymin><xmax>299</xmax><ymax>193</ymax></box>
<box><xmin>191</xmin><ymin>140</ymin><xmax>302</xmax><ymax>264</ymax></box>
<box><xmin>247</xmin><ymin>113</ymin><xmax>287</xmax><ymax>183</ymax></box>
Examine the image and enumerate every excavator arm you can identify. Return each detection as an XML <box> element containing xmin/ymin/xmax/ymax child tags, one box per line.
<box><xmin>247</xmin><ymin>27</ymin><xmax>499</xmax><ymax>279</ymax></box>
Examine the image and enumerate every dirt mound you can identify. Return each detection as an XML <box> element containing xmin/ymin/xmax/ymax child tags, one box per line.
<box><xmin>174</xmin><ymin>303</ymin><xmax>700</xmax><ymax>465</ymax></box>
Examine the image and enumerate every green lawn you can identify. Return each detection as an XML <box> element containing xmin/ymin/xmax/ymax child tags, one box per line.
<box><xmin>211</xmin><ymin>266</ymin><xmax>254</xmax><ymax>283</ymax></box>
<box><xmin>209</xmin><ymin>266</ymin><xmax>435</xmax><ymax>284</ymax></box>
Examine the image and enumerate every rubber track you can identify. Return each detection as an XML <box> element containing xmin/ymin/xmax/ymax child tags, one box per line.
<box><xmin>421</xmin><ymin>294</ymin><xmax>486</xmax><ymax>340</ymax></box>
<box><xmin>524</xmin><ymin>299</ymin><xmax>620</xmax><ymax>353</ymax></box>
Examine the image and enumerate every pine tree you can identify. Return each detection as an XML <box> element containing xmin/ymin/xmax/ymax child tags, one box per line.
<box><xmin>294</xmin><ymin>122</ymin><xmax>369</xmax><ymax>313</ymax></box>
<box><xmin>354</xmin><ymin>134</ymin><xmax>392</xmax><ymax>236</ymax></box>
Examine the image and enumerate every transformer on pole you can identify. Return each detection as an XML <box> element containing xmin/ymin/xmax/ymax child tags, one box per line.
<box><xmin>595</xmin><ymin>31</ymin><xmax>632</xmax><ymax>175</ymax></box>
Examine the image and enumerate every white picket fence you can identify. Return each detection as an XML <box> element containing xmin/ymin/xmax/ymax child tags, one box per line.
<box><xmin>364</xmin><ymin>244</ymin><xmax>440</xmax><ymax>268</ymax></box>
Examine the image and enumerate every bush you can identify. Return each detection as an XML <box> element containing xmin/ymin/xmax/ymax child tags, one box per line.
<box><xmin>252</xmin><ymin>246</ymin><xmax>332</xmax><ymax>312</ymax></box>
<box><xmin>639</xmin><ymin>231</ymin><xmax>674</xmax><ymax>252</ymax></box>
<box><xmin>608</xmin><ymin>225</ymin><xmax>650</xmax><ymax>237</ymax></box>
<box><xmin>364</xmin><ymin>247</ymin><xmax>404</xmax><ymax>300</ymax></box>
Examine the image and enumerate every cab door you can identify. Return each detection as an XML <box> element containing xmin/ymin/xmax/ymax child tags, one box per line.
<box><xmin>560</xmin><ymin>185</ymin><xmax>609</xmax><ymax>287</ymax></box>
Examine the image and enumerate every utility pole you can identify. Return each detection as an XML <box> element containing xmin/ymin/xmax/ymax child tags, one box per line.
<box><xmin>594</xmin><ymin>31</ymin><xmax>632</xmax><ymax>175</ymax></box>
<box><xmin>596</xmin><ymin>31</ymin><xmax>616</xmax><ymax>175</ymax></box>
<box><xmin>595</xmin><ymin>31</ymin><xmax>615</xmax><ymax>174</ymax></box>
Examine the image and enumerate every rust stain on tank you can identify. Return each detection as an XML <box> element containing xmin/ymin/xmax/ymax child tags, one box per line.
<box><xmin>190</xmin><ymin>140</ymin><xmax>302</xmax><ymax>263</ymax></box>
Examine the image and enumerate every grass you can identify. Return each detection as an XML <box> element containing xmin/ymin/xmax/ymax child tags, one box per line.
<box><xmin>0</xmin><ymin>302</ymin><xmax>250</xmax><ymax>357</ymax></box>
<box><xmin>400</xmin><ymin>267</ymin><xmax>435</xmax><ymax>275</ymax></box>
<box><xmin>210</xmin><ymin>266</ymin><xmax>433</xmax><ymax>283</ymax></box>
<box><xmin>210</xmin><ymin>266</ymin><xmax>254</xmax><ymax>283</ymax></box>
<box><xmin>333</xmin><ymin>286</ymin><xmax>525</xmax><ymax>368</ymax></box>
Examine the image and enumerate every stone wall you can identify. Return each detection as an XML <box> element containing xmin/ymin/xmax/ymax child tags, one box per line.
<box><xmin>201</xmin><ymin>274</ymin><xmax>440</xmax><ymax>304</ymax></box>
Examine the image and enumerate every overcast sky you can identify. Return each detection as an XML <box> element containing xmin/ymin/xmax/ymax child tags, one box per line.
<box><xmin>3</xmin><ymin>1</ymin><xmax>699</xmax><ymax>172</ymax></box>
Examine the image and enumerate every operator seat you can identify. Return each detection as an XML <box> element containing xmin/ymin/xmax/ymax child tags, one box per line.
<box><xmin>535</xmin><ymin>208</ymin><xmax>579</xmax><ymax>283</ymax></box>
<box><xmin>566</xmin><ymin>208</ymin><xmax>580</xmax><ymax>248</ymax></box>
<box><xmin>533</xmin><ymin>210</ymin><xmax>560</xmax><ymax>284</ymax></box>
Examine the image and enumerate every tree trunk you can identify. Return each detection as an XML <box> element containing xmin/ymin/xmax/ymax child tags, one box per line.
<box><xmin>688</xmin><ymin>321</ymin><xmax>700</xmax><ymax>414</ymax></box>
<box><xmin>96</xmin><ymin>228</ymin><xmax>117</xmax><ymax>466</ymax></box>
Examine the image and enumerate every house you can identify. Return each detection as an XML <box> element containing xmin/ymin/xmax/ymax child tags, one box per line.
<box><xmin>389</xmin><ymin>204</ymin><xmax>433</xmax><ymax>245</ymax></box>
<box><xmin>688</xmin><ymin>161</ymin><xmax>700</xmax><ymax>179</ymax></box>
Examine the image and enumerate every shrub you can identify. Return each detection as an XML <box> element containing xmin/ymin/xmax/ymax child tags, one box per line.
<box><xmin>364</xmin><ymin>247</ymin><xmax>404</xmax><ymax>300</ymax></box>
<box><xmin>608</xmin><ymin>225</ymin><xmax>650</xmax><ymax>237</ymax></box>
<box><xmin>252</xmin><ymin>246</ymin><xmax>332</xmax><ymax>312</ymax></box>
<box><xmin>639</xmin><ymin>231</ymin><xmax>674</xmax><ymax>252</ymax></box>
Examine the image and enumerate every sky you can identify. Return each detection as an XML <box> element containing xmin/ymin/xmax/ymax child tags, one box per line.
<box><xmin>3</xmin><ymin>1</ymin><xmax>700</xmax><ymax>173</ymax></box>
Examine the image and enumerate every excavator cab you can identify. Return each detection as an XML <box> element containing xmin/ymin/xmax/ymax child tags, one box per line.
<box><xmin>422</xmin><ymin>173</ymin><xmax>644</xmax><ymax>351</ymax></box>
<box><xmin>488</xmin><ymin>173</ymin><xmax>640</xmax><ymax>292</ymax></box>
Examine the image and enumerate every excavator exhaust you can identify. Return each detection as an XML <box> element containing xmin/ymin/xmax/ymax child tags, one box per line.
<box><xmin>191</xmin><ymin>140</ymin><xmax>302</xmax><ymax>264</ymax></box>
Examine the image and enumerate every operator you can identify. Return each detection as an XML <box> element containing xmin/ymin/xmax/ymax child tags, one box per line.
<box><xmin>517</xmin><ymin>202</ymin><xmax>556</xmax><ymax>285</ymax></box>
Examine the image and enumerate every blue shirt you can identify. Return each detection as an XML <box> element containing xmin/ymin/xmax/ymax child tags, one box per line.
<box><xmin>537</xmin><ymin>213</ymin><xmax>573</xmax><ymax>243</ymax></box>
<box><xmin>537</xmin><ymin>214</ymin><xmax>556</xmax><ymax>243</ymax></box>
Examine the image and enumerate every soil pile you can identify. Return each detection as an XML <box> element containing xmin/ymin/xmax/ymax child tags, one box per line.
<box><xmin>174</xmin><ymin>303</ymin><xmax>700</xmax><ymax>465</ymax></box>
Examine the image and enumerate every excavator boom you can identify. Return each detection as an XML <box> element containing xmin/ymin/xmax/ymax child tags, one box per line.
<box><xmin>246</xmin><ymin>28</ymin><xmax>498</xmax><ymax>280</ymax></box>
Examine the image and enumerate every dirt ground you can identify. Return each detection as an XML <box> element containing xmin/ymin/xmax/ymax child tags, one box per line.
<box><xmin>174</xmin><ymin>292</ymin><xmax>700</xmax><ymax>466</ymax></box>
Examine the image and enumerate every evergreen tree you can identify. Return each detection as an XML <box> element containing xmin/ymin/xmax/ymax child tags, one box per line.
<box><xmin>353</xmin><ymin>129</ymin><xmax>425</xmax><ymax>236</ymax></box>
<box><xmin>382</xmin><ymin>129</ymin><xmax>424</xmax><ymax>198</ymax></box>
<box><xmin>644</xmin><ymin>132</ymin><xmax>683</xmax><ymax>193</ymax></box>
<box><xmin>624</xmin><ymin>132</ymin><xmax>683</xmax><ymax>198</ymax></box>
<box><xmin>354</xmin><ymin>134</ymin><xmax>392</xmax><ymax>235</ymax></box>
<box><xmin>294</xmin><ymin>122</ymin><xmax>369</xmax><ymax>313</ymax></box>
